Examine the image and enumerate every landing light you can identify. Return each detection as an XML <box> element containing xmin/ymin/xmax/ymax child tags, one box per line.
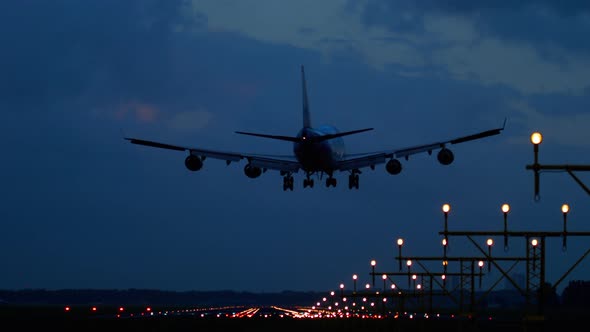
<box><xmin>501</xmin><ymin>204</ymin><xmax>510</xmax><ymax>213</ymax></box>
<box><xmin>530</xmin><ymin>132</ymin><xmax>542</xmax><ymax>145</ymax></box>
<box><xmin>562</xmin><ymin>204</ymin><xmax>570</xmax><ymax>214</ymax></box>
<box><xmin>442</xmin><ymin>204</ymin><xmax>450</xmax><ymax>213</ymax></box>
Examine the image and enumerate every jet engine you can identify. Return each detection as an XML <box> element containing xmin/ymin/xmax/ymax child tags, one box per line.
<box><xmin>437</xmin><ymin>148</ymin><xmax>454</xmax><ymax>165</ymax></box>
<box><xmin>185</xmin><ymin>155</ymin><xmax>203</xmax><ymax>171</ymax></box>
<box><xmin>386</xmin><ymin>159</ymin><xmax>402</xmax><ymax>175</ymax></box>
<box><xmin>244</xmin><ymin>164</ymin><xmax>262</xmax><ymax>178</ymax></box>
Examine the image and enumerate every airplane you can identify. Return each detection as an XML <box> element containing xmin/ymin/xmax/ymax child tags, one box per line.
<box><xmin>124</xmin><ymin>65</ymin><xmax>505</xmax><ymax>191</ymax></box>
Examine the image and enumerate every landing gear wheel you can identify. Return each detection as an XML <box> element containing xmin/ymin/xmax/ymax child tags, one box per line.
<box><xmin>348</xmin><ymin>173</ymin><xmax>360</xmax><ymax>189</ymax></box>
<box><xmin>326</xmin><ymin>177</ymin><xmax>337</xmax><ymax>188</ymax></box>
<box><xmin>283</xmin><ymin>176</ymin><xmax>294</xmax><ymax>191</ymax></box>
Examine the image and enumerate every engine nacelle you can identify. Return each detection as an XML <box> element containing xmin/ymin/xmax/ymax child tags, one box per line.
<box><xmin>244</xmin><ymin>164</ymin><xmax>262</xmax><ymax>178</ymax></box>
<box><xmin>185</xmin><ymin>155</ymin><xmax>203</xmax><ymax>171</ymax></box>
<box><xmin>437</xmin><ymin>148</ymin><xmax>454</xmax><ymax>165</ymax></box>
<box><xmin>386</xmin><ymin>159</ymin><xmax>402</xmax><ymax>175</ymax></box>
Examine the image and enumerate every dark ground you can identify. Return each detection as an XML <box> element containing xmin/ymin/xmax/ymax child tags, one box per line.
<box><xmin>1</xmin><ymin>306</ymin><xmax>586</xmax><ymax>332</ymax></box>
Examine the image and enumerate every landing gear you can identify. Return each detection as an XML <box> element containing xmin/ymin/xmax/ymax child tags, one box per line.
<box><xmin>325</xmin><ymin>177</ymin><xmax>337</xmax><ymax>188</ymax></box>
<box><xmin>348</xmin><ymin>174</ymin><xmax>359</xmax><ymax>189</ymax></box>
<box><xmin>348</xmin><ymin>169</ymin><xmax>360</xmax><ymax>189</ymax></box>
<box><xmin>283</xmin><ymin>175</ymin><xmax>294</xmax><ymax>191</ymax></box>
<box><xmin>303</xmin><ymin>178</ymin><xmax>314</xmax><ymax>188</ymax></box>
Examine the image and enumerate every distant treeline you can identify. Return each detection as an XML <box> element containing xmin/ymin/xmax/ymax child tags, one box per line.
<box><xmin>1</xmin><ymin>280</ymin><xmax>588</xmax><ymax>308</ymax></box>
<box><xmin>0</xmin><ymin>289</ymin><xmax>323</xmax><ymax>306</ymax></box>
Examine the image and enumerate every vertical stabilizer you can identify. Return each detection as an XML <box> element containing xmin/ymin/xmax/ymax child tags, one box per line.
<box><xmin>301</xmin><ymin>65</ymin><xmax>312</xmax><ymax>128</ymax></box>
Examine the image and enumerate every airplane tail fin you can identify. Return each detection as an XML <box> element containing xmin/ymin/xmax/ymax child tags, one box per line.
<box><xmin>235</xmin><ymin>65</ymin><xmax>373</xmax><ymax>143</ymax></box>
<box><xmin>301</xmin><ymin>65</ymin><xmax>311</xmax><ymax>128</ymax></box>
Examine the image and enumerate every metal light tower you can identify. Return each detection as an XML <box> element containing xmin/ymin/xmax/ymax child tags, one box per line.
<box><xmin>526</xmin><ymin>131</ymin><xmax>590</xmax><ymax>200</ymax></box>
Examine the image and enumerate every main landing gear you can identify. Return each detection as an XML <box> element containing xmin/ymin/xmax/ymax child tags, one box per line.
<box><xmin>348</xmin><ymin>174</ymin><xmax>359</xmax><ymax>189</ymax></box>
<box><xmin>283</xmin><ymin>174</ymin><xmax>294</xmax><ymax>191</ymax></box>
<box><xmin>326</xmin><ymin>177</ymin><xmax>337</xmax><ymax>187</ymax></box>
<box><xmin>282</xmin><ymin>170</ymin><xmax>360</xmax><ymax>190</ymax></box>
<box><xmin>348</xmin><ymin>169</ymin><xmax>360</xmax><ymax>190</ymax></box>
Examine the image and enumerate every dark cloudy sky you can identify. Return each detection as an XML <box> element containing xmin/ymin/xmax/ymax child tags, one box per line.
<box><xmin>1</xmin><ymin>0</ymin><xmax>589</xmax><ymax>294</ymax></box>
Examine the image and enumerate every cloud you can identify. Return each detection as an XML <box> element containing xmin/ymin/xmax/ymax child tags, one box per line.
<box><xmin>116</xmin><ymin>101</ymin><xmax>159</xmax><ymax>123</ymax></box>
<box><xmin>191</xmin><ymin>0</ymin><xmax>590</xmax><ymax>95</ymax></box>
<box><xmin>509</xmin><ymin>99</ymin><xmax>590</xmax><ymax>147</ymax></box>
<box><xmin>167</xmin><ymin>109</ymin><xmax>213</xmax><ymax>132</ymax></box>
<box><xmin>0</xmin><ymin>0</ymin><xmax>196</xmax><ymax>112</ymax></box>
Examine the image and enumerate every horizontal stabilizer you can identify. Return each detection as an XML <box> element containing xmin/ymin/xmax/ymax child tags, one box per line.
<box><xmin>314</xmin><ymin>128</ymin><xmax>373</xmax><ymax>142</ymax></box>
<box><xmin>125</xmin><ymin>137</ymin><xmax>185</xmax><ymax>151</ymax></box>
<box><xmin>235</xmin><ymin>131</ymin><xmax>301</xmax><ymax>142</ymax></box>
<box><xmin>236</xmin><ymin>127</ymin><xmax>373</xmax><ymax>144</ymax></box>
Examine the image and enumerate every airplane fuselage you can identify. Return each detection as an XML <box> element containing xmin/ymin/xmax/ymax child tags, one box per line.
<box><xmin>293</xmin><ymin>125</ymin><xmax>345</xmax><ymax>173</ymax></box>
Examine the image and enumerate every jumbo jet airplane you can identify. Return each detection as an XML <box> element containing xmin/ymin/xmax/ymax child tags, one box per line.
<box><xmin>125</xmin><ymin>66</ymin><xmax>505</xmax><ymax>191</ymax></box>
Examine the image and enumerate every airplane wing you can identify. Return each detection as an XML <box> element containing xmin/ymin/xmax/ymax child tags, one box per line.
<box><xmin>124</xmin><ymin>137</ymin><xmax>301</xmax><ymax>173</ymax></box>
<box><xmin>336</xmin><ymin>121</ymin><xmax>505</xmax><ymax>172</ymax></box>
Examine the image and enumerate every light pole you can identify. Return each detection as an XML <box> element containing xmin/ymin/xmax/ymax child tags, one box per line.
<box><xmin>397</xmin><ymin>238</ymin><xmax>404</xmax><ymax>271</ymax></box>
<box><xmin>382</xmin><ymin>274</ymin><xmax>387</xmax><ymax>292</ymax></box>
<box><xmin>531</xmin><ymin>238</ymin><xmax>538</xmax><ymax>271</ymax></box>
<box><xmin>486</xmin><ymin>238</ymin><xmax>493</xmax><ymax>272</ymax></box>
<box><xmin>370</xmin><ymin>260</ymin><xmax>376</xmax><ymax>287</ymax></box>
<box><xmin>562</xmin><ymin>203</ymin><xmax>570</xmax><ymax>250</ymax></box>
<box><xmin>353</xmin><ymin>274</ymin><xmax>357</xmax><ymax>294</ymax></box>
<box><xmin>478</xmin><ymin>260</ymin><xmax>484</xmax><ymax>288</ymax></box>
<box><xmin>442</xmin><ymin>238</ymin><xmax>448</xmax><ymax>258</ymax></box>
<box><xmin>502</xmin><ymin>203</ymin><xmax>510</xmax><ymax>250</ymax></box>
<box><xmin>330</xmin><ymin>290</ymin><xmax>335</xmax><ymax>306</ymax></box>
<box><xmin>442</xmin><ymin>203</ymin><xmax>450</xmax><ymax>245</ymax></box>
<box><xmin>340</xmin><ymin>283</ymin><xmax>344</xmax><ymax>298</ymax></box>
<box><xmin>531</xmin><ymin>132</ymin><xmax>542</xmax><ymax>201</ymax></box>
<box><xmin>406</xmin><ymin>260</ymin><xmax>412</xmax><ymax>287</ymax></box>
